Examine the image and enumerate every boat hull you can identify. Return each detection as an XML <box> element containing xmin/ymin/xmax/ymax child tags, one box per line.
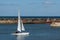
<box><xmin>51</xmin><ymin>24</ymin><xmax>60</xmax><ymax>27</ymax></box>
<box><xmin>50</xmin><ymin>22</ymin><xmax>60</xmax><ymax>27</ymax></box>
<box><xmin>11</xmin><ymin>32</ymin><xmax>29</xmax><ymax>35</ymax></box>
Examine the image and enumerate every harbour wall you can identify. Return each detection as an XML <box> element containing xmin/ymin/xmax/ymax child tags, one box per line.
<box><xmin>0</xmin><ymin>16</ymin><xmax>60</xmax><ymax>24</ymax></box>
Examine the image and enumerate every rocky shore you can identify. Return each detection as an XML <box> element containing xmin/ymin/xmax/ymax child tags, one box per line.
<box><xmin>0</xmin><ymin>19</ymin><xmax>60</xmax><ymax>24</ymax></box>
<box><xmin>0</xmin><ymin>16</ymin><xmax>60</xmax><ymax>24</ymax></box>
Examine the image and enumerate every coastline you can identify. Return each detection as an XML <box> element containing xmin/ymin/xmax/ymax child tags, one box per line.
<box><xmin>0</xmin><ymin>16</ymin><xmax>60</xmax><ymax>24</ymax></box>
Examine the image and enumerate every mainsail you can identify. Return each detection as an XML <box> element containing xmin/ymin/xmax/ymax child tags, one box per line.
<box><xmin>17</xmin><ymin>10</ymin><xmax>21</xmax><ymax>32</ymax></box>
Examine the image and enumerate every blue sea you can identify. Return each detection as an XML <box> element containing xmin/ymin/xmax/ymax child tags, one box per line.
<box><xmin>0</xmin><ymin>24</ymin><xmax>60</xmax><ymax>40</ymax></box>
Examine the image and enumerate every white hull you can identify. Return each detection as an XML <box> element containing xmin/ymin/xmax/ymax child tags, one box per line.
<box><xmin>50</xmin><ymin>22</ymin><xmax>60</xmax><ymax>27</ymax></box>
<box><xmin>51</xmin><ymin>24</ymin><xmax>60</xmax><ymax>26</ymax></box>
<box><xmin>12</xmin><ymin>32</ymin><xmax>29</xmax><ymax>35</ymax></box>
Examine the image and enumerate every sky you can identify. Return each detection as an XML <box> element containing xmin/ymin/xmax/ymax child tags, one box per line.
<box><xmin>0</xmin><ymin>0</ymin><xmax>60</xmax><ymax>16</ymax></box>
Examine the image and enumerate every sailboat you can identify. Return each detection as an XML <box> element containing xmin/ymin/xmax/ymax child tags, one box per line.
<box><xmin>50</xmin><ymin>19</ymin><xmax>60</xmax><ymax>27</ymax></box>
<box><xmin>12</xmin><ymin>10</ymin><xmax>29</xmax><ymax>35</ymax></box>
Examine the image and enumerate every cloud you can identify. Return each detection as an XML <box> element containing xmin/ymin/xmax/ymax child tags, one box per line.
<box><xmin>42</xmin><ymin>1</ymin><xmax>56</xmax><ymax>6</ymax></box>
<box><xmin>44</xmin><ymin>1</ymin><xmax>52</xmax><ymax>4</ymax></box>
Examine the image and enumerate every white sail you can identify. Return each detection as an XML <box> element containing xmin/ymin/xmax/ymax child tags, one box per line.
<box><xmin>17</xmin><ymin>10</ymin><xmax>25</xmax><ymax>32</ymax></box>
<box><xmin>17</xmin><ymin>10</ymin><xmax>21</xmax><ymax>32</ymax></box>
<box><xmin>21</xmin><ymin>21</ymin><xmax>25</xmax><ymax>31</ymax></box>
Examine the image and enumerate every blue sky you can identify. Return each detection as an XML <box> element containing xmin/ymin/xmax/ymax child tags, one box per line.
<box><xmin>0</xmin><ymin>0</ymin><xmax>60</xmax><ymax>16</ymax></box>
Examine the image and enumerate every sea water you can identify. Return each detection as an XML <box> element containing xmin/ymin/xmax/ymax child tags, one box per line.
<box><xmin>0</xmin><ymin>24</ymin><xmax>60</xmax><ymax>40</ymax></box>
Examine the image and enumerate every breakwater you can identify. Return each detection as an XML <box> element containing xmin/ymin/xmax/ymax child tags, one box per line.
<box><xmin>0</xmin><ymin>16</ymin><xmax>60</xmax><ymax>24</ymax></box>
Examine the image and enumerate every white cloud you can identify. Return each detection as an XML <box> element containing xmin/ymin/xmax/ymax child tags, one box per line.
<box><xmin>42</xmin><ymin>1</ymin><xmax>56</xmax><ymax>6</ymax></box>
<box><xmin>44</xmin><ymin>1</ymin><xmax>53</xmax><ymax>4</ymax></box>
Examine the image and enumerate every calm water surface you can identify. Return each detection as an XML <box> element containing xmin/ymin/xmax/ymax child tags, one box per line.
<box><xmin>0</xmin><ymin>24</ymin><xmax>60</xmax><ymax>40</ymax></box>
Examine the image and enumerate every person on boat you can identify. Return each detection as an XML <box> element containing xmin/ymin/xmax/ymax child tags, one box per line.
<box><xmin>15</xmin><ymin>31</ymin><xmax>21</xmax><ymax>33</ymax></box>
